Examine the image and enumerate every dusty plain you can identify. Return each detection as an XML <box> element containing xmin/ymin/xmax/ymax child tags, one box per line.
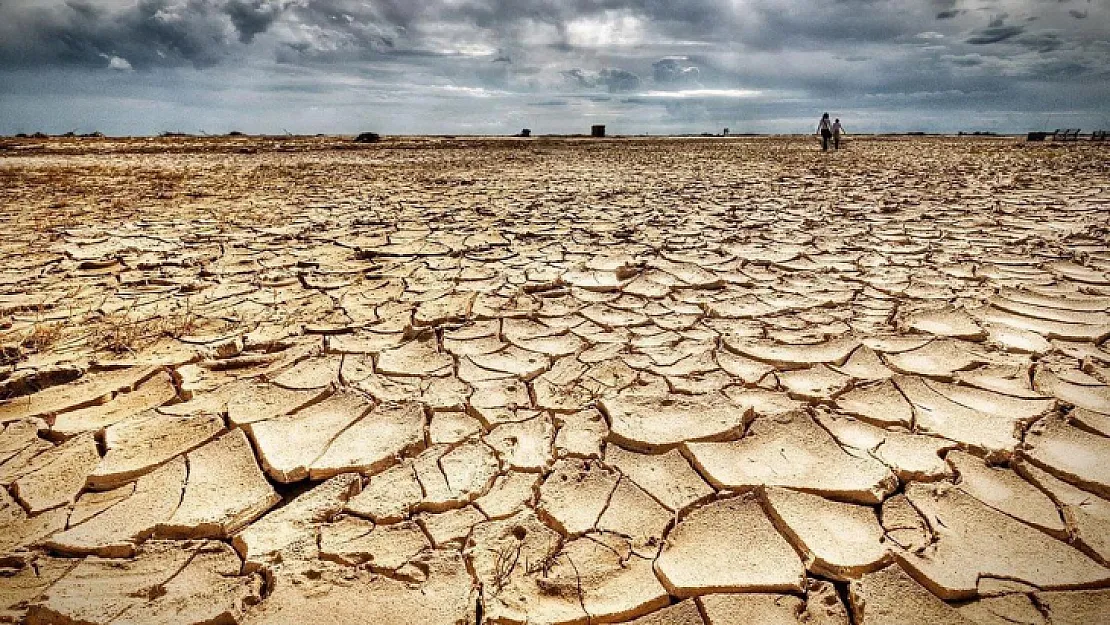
<box><xmin>0</xmin><ymin>135</ymin><xmax>1109</xmax><ymax>624</ymax></box>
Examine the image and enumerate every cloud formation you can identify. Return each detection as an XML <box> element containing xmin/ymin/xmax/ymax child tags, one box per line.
<box><xmin>0</xmin><ymin>0</ymin><xmax>1107</xmax><ymax>135</ymax></box>
<box><xmin>967</xmin><ymin>25</ymin><xmax>1025</xmax><ymax>44</ymax></box>
<box><xmin>653</xmin><ymin>58</ymin><xmax>701</xmax><ymax>86</ymax></box>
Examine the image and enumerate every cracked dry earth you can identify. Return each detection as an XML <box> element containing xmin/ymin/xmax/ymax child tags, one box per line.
<box><xmin>0</xmin><ymin>136</ymin><xmax>1109</xmax><ymax>625</ymax></box>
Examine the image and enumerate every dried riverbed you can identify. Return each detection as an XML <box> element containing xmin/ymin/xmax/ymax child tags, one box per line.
<box><xmin>1</xmin><ymin>136</ymin><xmax>1109</xmax><ymax>624</ymax></box>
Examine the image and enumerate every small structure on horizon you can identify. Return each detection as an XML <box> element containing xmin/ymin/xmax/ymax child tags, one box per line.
<box><xmin>723</xmin><ymin>128</ymin><xmax>729</xmax><ymax>136</ymax></box>
<box><xmin>519</xmin><ymin>129</ymin><xmax>531</xmax><ymax>137</ymax></box>
<box><xmin>591</xmin><ymin>125</ymin><xmax>606</xmax><ymax>138</ymax></box>
<box><xmin>1055</xmin><ymin>129</ymin><xmax>1081</xmax><ymax>142</ymax></box>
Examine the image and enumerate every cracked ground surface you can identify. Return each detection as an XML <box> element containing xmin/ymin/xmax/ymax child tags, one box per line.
<box><xmin>1</xmin><ymin>135</ymin><xmax>1109</xmax><ymax>624</ymax></box>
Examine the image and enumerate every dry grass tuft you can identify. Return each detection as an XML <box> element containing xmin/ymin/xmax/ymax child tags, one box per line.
<box><xmin>88</xmin><ymin>307</ymin><xmax>197</xmax><ymax>355</ymax></box>
<box><xmin>488</xmin><ymin>542</ymin><xmax>522</xmax><ymax>598</ymax></box>
<box><xmin>89</xmin><ymin>314</ymin><xmax>155</xmax><ymax>355</ymax></box>
<box><xmin>20</xmin><ymin>320</ymin><xmax>64</xmax><ymax>353</ymax></box>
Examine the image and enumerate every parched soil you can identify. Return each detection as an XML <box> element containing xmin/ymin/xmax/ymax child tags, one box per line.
<box><xmin>1</xmin><ymin>136</ymin><xmax>1109</xmax><ymax>624</ymax></box>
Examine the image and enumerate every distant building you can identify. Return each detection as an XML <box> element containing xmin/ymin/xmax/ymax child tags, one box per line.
<box><xmin>591</xmin><ymin>125</ymin><xmax>606</xmax><ymax>138</ymax></box>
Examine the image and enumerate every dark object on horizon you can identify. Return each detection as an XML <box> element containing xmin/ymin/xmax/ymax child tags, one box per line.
<box><xmin>228</xmin><ymin>131</ymin><xmax>246</xmax><ymax>137</ymax></box>
<box><xmin>160</xmin><ymin>131</ymin><xmax>188</xmax><ymax>138</ymax></box>
<box><xmin>591</xmin><ymin>125</ymin><xmax>606</xmax><ymax>138</ymax></box>
<box><xmin>354</xmin><ymin>132</ymin><xmax>381</xmax><ymax>143</ymax></box>
<box><xmin>1027</xmin><ymin>132</ymin><xmax>1049</xmax><ymax>142</ymax></box>
<box><xmin>15</xmin><ymin>133</ymin><xmax>28</xmax><ymax>138</ymax></box>
<box><xmin>957</xmin><ymin>131</ymin><xmax>998</xmax><ymax>137</ymax></box>
<box><xmin>1052</xmin><ymin>129</ymin><xmax>1081</xmax><ymax>142</ymax></box>
<box><xmin>1092</xmin><ymin>130</ymin><xmax>1108</xmax><ymax>142</ymax></box>
<box><xmin>907</xmin><ymin>131</ymin><xmax>926</xmax><ymax>136</ymax></box>
<box><xmin>31</xmin><ymin>132</ymin><xmax>48</xmax><ymax>139</ymax></box>
<box><xmin>519</xmin><ymin>129</ymin><xmax>531</xmax><ymax>137</ymax></box>
<box><xmin>723</xmin><ymin>128</ymin><xmax>729</xmax><ymax>136</ymax></box>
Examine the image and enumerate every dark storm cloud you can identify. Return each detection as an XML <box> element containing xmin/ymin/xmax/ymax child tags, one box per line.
<box><xmin>932</xmin><ymin>0</ymin><xmax>962</xmax><ymax>19</ymax></box>
<box><xmin>944</xmin><ymin>54</ymin><xmax>983</xmax><ymax>66</ymax></box>
<box><xmin>0</xmin><ymin>1</ymin><xmax>1066</xmax><ymax>68</ymax></box>
<box><xmin>1018</xmin><ymin>31</ymin><xmax>1064</xmax><ymax>53</ymax></box>
<box><xmin>0</xmin><ymin>0</ymin><xmax>1108</xmax><ymax>135</ymax></box>
<box><xmin>0</xmin><ymin>0</ymin><xmax>919</xmax><ymax>67</ymax></box>
<box><xmin>0</xmin><ymin>0</ymin><xmax>291</xmax><ymax>68</ymax></box>
<box><xmin>967</xmin><ymin>25</ymin><xmax>1025</xmax><ymax>44</ymax></box>
<box><xmin>224</xmin><ymin>0</ymin><xmax>286</xmax><ymax>43</ymax></box>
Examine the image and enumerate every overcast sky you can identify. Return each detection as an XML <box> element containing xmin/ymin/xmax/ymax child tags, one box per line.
<box><xmin>0</xmin><ymin>0</ymin><xmax>1107</xmax><ymax>135</ymax></box>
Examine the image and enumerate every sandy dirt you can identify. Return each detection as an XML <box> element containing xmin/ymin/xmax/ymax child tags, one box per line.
<box><xmin>1</xmin><ymin>135</ymin><xmax>1109</xmax><ymax>624</ymax></box>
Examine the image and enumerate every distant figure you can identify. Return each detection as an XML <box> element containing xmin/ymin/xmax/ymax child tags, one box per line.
<box><xmin>832</xmin><ymin>118</ymin><xmax>844</xmax><ymax>150</ymax></box>
<box><xmin>817</xmin><ymin>113</ymin><xmax>833</xmax><ymax>151</ymax></box>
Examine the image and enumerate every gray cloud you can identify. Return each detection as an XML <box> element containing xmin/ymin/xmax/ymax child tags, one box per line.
<box><xmin>562</xmin><ymin>68</ymin><xmax>594</xmax><ymax>88</ymax></box>
<box><xmin>598</xmin><ymin>68</ymin><xmax>641</xmax><ymax>93</ymax></box>
<box><xmin>653</xmin><ymin>58</ymin><xmax>701</xmax><ymax>85</ymax></box>
<box><xmin>224</xmin><ymin>0</ymin><xmax>287</xmax><ymax>44</ymax></box>
<box><xmin>933</xmin><ymin>0</ymin><xmax>961</xmax><ymax>19</ymax></box>
<box><xmin>967</xmin><ymin>25</ymin><xmax>1025</xmax><ymax>44</ymax></box>
<box><xmin>0</xmin><ymin>0</ymin><xmax>1107</xmax><ymax>135</ymax></box>
<box><xmin>0</xmin><ymin>0</ymin><xmax>276</xmax><ymax>69</ymax></box>
<box><xmin>943</xmin><ymin>53</ymin><xmax>983</xmax><ymax>67</ymax></box>
<box><xmin>1018</xmin><ymin>31</ymin><xmax>1064</xmax><ymax>53</ymax></box>
<box><xmin>562</xmin><ymin>67</ymin><xmax>642</xmax><ymax>93</ymax></box>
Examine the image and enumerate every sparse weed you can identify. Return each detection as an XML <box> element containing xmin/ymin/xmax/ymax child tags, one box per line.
<box><xmin>89</xmin><ymin>313</ymin><xmax>153</xmax><ymax>355</ymax></box>
<box><xmin>88</xmin><ymin>303</ymin><xmax>199</xmax><ymax>355</ymax></box>
<box><xmin>20</xmin><ymin>320</ymin><xmax>63</xmax><ymax>353</ymax></box>
<box><xmin>524</xmin><ymin>551</ymin><xmax>559</xmax><ymax>578</ymax></box>
<box><xmin>161</xmin><ymin>301</ymin><xmax>199</xmax><ymax>339</ymax></box>
<box><xmin>488</xmin><ymin>542</ymin><xmax>522</xmax><ymax>598</ymax></box>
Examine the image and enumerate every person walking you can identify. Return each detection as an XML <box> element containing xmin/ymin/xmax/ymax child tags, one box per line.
<box><xmin>832</xmin><ymin>118</ymin><xmax>844</xmax><ymax>150</ymax></box>
<box><xmin>817</xmin><ymin>113</ymin><xmax>833</xmax><ymax>151</ymax></box>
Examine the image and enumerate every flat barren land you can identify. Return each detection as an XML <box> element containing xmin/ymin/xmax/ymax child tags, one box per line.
<box><xmin>1</xmin><ymin>135</ymin><xmax>1109</xmax><ymax>624</ymax></box>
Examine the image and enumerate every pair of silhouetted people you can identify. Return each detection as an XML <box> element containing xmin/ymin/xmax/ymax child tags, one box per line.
<box><xmin>816</xmin><ymin>113</ymin><xmax>844</xmax><ymax>151</ymax></box>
